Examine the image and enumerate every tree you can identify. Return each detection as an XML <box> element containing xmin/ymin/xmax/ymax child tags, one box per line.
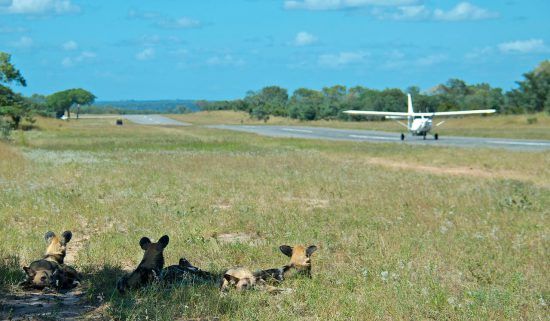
<box><xmin>244</xmin><ymin>86</ymin><xmax>289</xmax><ymax>119</ymax></box>
<box><xmin>288</xmin><ymin>88</ymin><xmax>324</xmax><ymax>120</ymax></box>
<box><xmin>0</xmin><ymin>52</ymin><xmax>31</xmax><ymax>130</ymax></box>
<box><xmin>0</xmin><ymin>52</ymin><xmax>26</xmax><ymax>87</ymax></box>
<box><xmin>506</xmin><ymin>60</ymin><xmax>550</xmax><ymax>113</ymax></box>
<box><xmin>47</xmin><ymin>88</ymin><xmax>96</xmax><ymax>119</ymax></box>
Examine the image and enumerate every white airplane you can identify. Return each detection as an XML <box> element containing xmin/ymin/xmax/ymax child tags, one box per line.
<box><xmin>343</xmin><ymin>94</ymin><xmax>496</xmax><ymax>140</ymax></box>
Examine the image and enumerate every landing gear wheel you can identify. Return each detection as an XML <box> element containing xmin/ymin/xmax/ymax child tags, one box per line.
<box><xmin>400</xmin><ymin>133</ymin><xmax>405</xmax><ymax>141</ymax></box>
<box><xmin>434</xmin><ymin>133</ymin><xmax>439</xmax><ymax>140</ymax></box>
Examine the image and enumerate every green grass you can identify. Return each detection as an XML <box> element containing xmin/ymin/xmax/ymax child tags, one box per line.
<box><xmin>171</xmin><ymin>110</ymin><xmax>550</xmax><ymax>140</ymax></box>
<box><xmin>0</xmin><ymin>117</ymin><xmax>548</xmax><ymax>320</ymax></box>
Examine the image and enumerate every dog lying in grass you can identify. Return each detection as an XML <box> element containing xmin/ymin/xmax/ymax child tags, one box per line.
<box><xmin>220</xmin><ymin>244</ymin><xmax>317</xmax><ymax>294</ymax></box>
<box><xmin>116</xmin><ymin>235</ymin><xmax>169</xmax><ymax>294</ymax></box>
<box><xmin>20</xmin><ymin>231</ymin><xmax>80</xmax><ymax>290</ymax></box>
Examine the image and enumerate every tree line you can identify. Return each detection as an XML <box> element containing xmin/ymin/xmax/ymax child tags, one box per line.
<box><xmin>197</xmin><ymin>60</ymin><xmax>550</xmax><ymax>121</ymax></box>
<box><xmin>0</xmin><ymin>52</ymin><xmax>95</xmax><ymax>137</ymax></box>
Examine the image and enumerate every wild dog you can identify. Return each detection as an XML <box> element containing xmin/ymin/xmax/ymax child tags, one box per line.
<box><xmin>21</xmin><ymin>231</ymin><xmax>80</xmax><ymax>290</ymax></box>
<box><xmin>219</xmin><ymin>244</ymin><xmax>318</xmax><ymax>293</ymax></box>
<box><xmin>220</xmin><ymin>266</ymin><xmax>293</xmax><ymax>294</ymax></box>
<box><xmin>116</xmin><ymin>235</ymin><xmax>169</xmax><ymax>294</ymax></box>
<box><xmin>279</xmin><ymin>244</ymin><xmax>317</xmax><ymax>278</ymax></box>
<box><xmin>161</xmin><ymin>258</ymin><xmax>214</xmax><ymax>284</ymax></box>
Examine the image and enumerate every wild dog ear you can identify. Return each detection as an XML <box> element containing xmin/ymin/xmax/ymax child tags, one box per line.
<box><xmin>306</xmin><ymin>245</ymin><xmax>318</xmax><ymax>257</ymax></box>
<box><xmin>158</xmin><ymin>235</ymin><xmax>169</xmax><ymax>249</ymax></box>
<box><xmin>279</xmin><ymin>245</ymin><xmax>293</xmax><ymax>257</ymax></box>
<box><xmin>139</xmin><ymin>237</ymin><xmax>152</xmax><ymax>250</ymax></box>
<box><xmin>44</xmin><ymin>231</ymin><xmax>55</xmax><ymax>244</ymax></box>
<box><xmin>61</xmin><ymin>231</ymin><xmax>72</xmax><ymax>244</ymax></box>
<box><xmin>23</xmin><ymin>266</ymin><xmax>35</xmax><ymax>277</ymax></box>
<box><xmin>223</xmin><ymin>273</ymin><xmax>239</xmax><ymax>284</ymax></box>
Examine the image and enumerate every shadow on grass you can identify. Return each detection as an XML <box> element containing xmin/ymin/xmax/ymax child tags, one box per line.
<box><xmin>1</xmin><ymin>257</ymin><xmax>236</xmax><ymax>320</ymax></box>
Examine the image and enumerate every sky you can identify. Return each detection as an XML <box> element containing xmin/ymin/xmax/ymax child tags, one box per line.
<box><xmin>1</xmin><ymin>0</ymin><xmax>549</xmax><ymax>101</ymax></box>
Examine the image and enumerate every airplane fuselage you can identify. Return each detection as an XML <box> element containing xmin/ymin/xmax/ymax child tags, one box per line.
<box><xmin>409</xmin><ymin>117</ymin><xmax>432</xmax><ymax>136</ymax></box>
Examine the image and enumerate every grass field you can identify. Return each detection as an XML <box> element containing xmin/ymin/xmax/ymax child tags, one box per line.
<box><xmin>0</xmin><ymin>117</ymin><xmax>549</xmax><ymax>320</ymax></box>
<box><xmin>171</xmin><ymin>111</ymin><xmax>550</xmax><ymax>140</ymax></box>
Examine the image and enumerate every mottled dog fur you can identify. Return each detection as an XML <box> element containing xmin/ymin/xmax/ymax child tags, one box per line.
<box><xmin>220</xmin><ymin>244</ymin><xmax>317</xmax><ymax>293</ymax></box>
<box><xmin>117</xmin><ymin>235</ymin><xmax>169</xmax><ymax>294</ymax></box>
<box><xmin>21</xmin><ymin>231</ymin><xmax>80</xmax><ymax>290</ymax></box>
<box><xmin>161</xmin><ymin>258</ymin><xmax>214</xmax><ymax>284</ymax></box>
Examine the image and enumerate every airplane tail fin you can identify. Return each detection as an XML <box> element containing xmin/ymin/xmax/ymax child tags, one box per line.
<box><xmin>407</xmin><ymin>93</ymin><xmax>413</xmax><ymax>130</ymax></box>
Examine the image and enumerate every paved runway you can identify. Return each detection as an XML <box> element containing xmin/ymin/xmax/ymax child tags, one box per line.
<box><xmin>124</xmin><ymin>115</ymin><xmax>191</xmax><ymax>126</ymax></box>
<box><xmin>209</xmin><ymin>125</ymin><xmax>550</xmax><ymax>151</ymax></box>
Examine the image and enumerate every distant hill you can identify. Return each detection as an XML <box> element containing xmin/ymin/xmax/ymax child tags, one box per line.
<box><xmin>93</xmin><ymin>100</ymin><xmax>201</xmax><ymax>113</ymax></box>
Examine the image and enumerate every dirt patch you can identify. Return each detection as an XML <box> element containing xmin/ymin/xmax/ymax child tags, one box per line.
<box><xmin>213</xmin><ymin>232</ymin><xmax>263</xmax><ymax>245</ymax></box>
<box><xmin>364</xmin><ymin>157</ymin><xmax>546</xmax><ymax>187</ymax></box>
<box><xmin>0</xmin><ymin>288</ymin><xmax>101</xmax><ymax>321</ymax></box>
<box><xmin>0</xmin><ymin>222</ymin><xmax>110</xmax><ymax>320</ymax></box>
<box><xmin>212</xmin><ymin>202</ymin><xmax>232</xmax><ymax>211</ymax></box>
<box><xmin>283</xmin><ymin>197</ymin><xmax>330</xmax><ymax>209</ymax></box>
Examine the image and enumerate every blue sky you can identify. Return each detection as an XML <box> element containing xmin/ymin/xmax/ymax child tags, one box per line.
<box><xmin>1</xmin><ymin>0</ymin><xmax>549</xmax><ymax>100</ymax></box>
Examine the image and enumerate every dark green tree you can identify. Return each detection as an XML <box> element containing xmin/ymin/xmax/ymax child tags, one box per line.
<box><xmin>506</xmin><ymin>60</ymin><xmax>550</xmax><ymax>113</ymax></box>
<box><xmin>47</xmin><ymin>88</ymin><xmax>96</xmax><ymax>118</ymax></box>
<box><xmin>0</xmin><ymin>52</ymin><xmax>32</xmax><ymax>130</ymax></box>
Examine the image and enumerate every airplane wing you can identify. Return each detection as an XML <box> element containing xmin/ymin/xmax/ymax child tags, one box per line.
<box><xmin>429</xmin><ymin>109</ymin><xmax>496</xmax><ymax>116</ymax></box>
<box><xmin>343</xmin><ymin>110</ymin><xmax>409</xmax><ymax>116</ymax></box>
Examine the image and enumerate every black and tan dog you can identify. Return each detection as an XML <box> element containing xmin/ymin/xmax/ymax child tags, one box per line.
<box><xmin>161</xmin><ymin>258</ymin><xmax>214</xmax><ymax>284</ymax></box>
<box><xmin>20</xmin><ymin>231</ymin><xmax>80</xmax><ymax>290</ymax></box>
<box><xmin>116</xmin><ymin>235</ymin><xmax>169</xmax><ymax>294</ymax></box>
<box><xmin>278</xmin><ymin>244</ymin><xmax>317</xmax><ymax>278</ymax></box>
<box><xmin>220</xmin><ymin>244</ymin><xmax>317</xmax><ymax>293</ymax></box>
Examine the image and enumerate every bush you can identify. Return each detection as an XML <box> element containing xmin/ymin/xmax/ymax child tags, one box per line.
<box><xmin>526</xmin><ymin>117</ymin><xmax>538</xmax><ymax>124</ymax></box>
<box><xmin>0</xmin><ymin>118</ymin><xmax>11</xmax><ymax>140</ymax></box>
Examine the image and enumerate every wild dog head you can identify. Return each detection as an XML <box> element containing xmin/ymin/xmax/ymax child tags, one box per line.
<box><xmin>279</xmin><ymin>244</ymin><xmax>317</xmax><ymax>277</ymax></box>
<box><xmin>220</xmin><ymin>267</ymin><xmax>257</xmax><ymax>292</ymax></box>
<box><xmin>44</xmin><ymin>231</ymin><xmax>72</xmax><ymax>264</ymax></box>
<box><xmin>117</xmin><ymin>235</ymin><xmax>169</xmax><ymax>294</ymax></box>
<box><xmin>22</xmin><ymin>260</ymin><xmax>59</xmax><ymax>289</ymax></box>
<box><xmin>21</xmin><ymin>231</ymin><xmax>73</xmax><ymax>289</ymax></box>
<box><xmin>221</xmin><ymin>267</ymin><xmax>293</xmax><ymax>294</ymax></box>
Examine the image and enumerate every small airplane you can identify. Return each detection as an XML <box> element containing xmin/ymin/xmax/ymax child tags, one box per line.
<box><xmin>343</xmin><ymin>94</ymin><xmax>496</xmax><ymax>140</ymax></box>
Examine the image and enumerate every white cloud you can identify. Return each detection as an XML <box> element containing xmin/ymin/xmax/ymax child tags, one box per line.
<box><xmin>62</xmin><ymin>51</ymin><xmax>96</xmax><ymax>67</ymax></box>
<box><xmin>206</xmin><ymin>54</ymin><xmax>245</xmax><ymax>67</ymax></box>
<box><xmin>415</xmin><ymin>54</ymin><xmax>446</xmax><ymax>66</ymax></box>
<box><xmin>11</xmin><ymin>35</ymin><xmax>33</xmax><ymax>48</ymax></box>
<box><xmin>433</xmin><ymin>2</ymin><xmax>498</xmax><ymax>21</ymax></box>
<box><xmin>294</xmin><ymin>31</ymin><xmax>317</xmax><ymax>46</ymax></box>
<box><xmin>498</xmin><ymin>39</ymin><xmax>547</xmax><ymax>54</ymax></box>
<box><xmin>157</xmin><ymin>17</ymin><xmax>201</xmax><ymax>29</ymax></box>
<box><xmin>284</xmin><ymin>0</ymin><xmax>417</xmax><ymax>10</ymax></box>
<box><xmin>0</xmin><ymin>25</ymin><xmax>26</xmax><ymax>33</ymax></box>
<box><xmin>0</xmin><ymin>0</ymin><xmax>80</xmax><ymax>15</ymax></box>
<box><xmin>465</xmin><ymin>46</ymin><xmax>494</xmax><ymax>60</ymax></box>
<box><xmin>380</xmin><ymin>5</ymin><xmax>432</xmax><ymax>20</ymax></box>
<box><xmin>136</xmin><ymin>48</ymin><xmax>155</xmax><ymax>61</ymax></box>
<box><xmin>62</xmin><ymin>40</ymin><xmax>78</xmax><ymax>51</ymax></box>
<box><xmin>128</xmin><ymin>9</ymin><xmax>201</xmax><ymax>29</ymax></box>
<box><xmin>318</xmin><ymin>51</ymin><xmax>367</xmax><ymax>68</ymax></box>
<box><xmin>287</xmin><ymin>1</ymin><xmax>499</xmax><ymax>22</ymax></box>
